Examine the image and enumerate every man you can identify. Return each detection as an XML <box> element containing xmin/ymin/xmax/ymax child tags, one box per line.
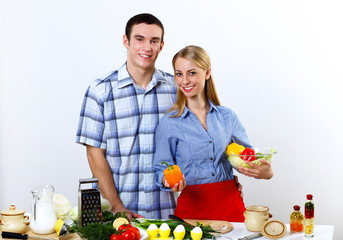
<box><xmin>76</xmin><ymin>13</ymin><xmax>177</xmax><ymax>220</ymax></box>
<box><xmin>76</xmin><ymin>13</ymin><xmax>242</xmax><ymax>220</ymax></box>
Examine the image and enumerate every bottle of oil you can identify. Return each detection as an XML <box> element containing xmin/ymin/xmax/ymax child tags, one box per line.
<box><xmin>304</xmin><ymin>194</ymin><xmax>314</xmax><ymax>237</ymax></box>
<box><xmin>290</xmin><ymin>205</ymin><xmax>304</xmax><ymax>233</ymax></box>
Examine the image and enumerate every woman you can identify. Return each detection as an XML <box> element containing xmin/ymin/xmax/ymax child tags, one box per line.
<box><xmin>154</xmin><ymin>45</ymin><xmax>273</xmax><ymax>222</ymax></box>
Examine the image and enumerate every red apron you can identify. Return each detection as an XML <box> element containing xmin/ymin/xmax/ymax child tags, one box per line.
<box><xmin>174</xmin><ymin>180</ymin><xmax>245</xmax><ymax>222</ymax></box>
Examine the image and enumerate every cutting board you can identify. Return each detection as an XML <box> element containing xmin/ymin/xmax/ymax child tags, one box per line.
<box><xmin>0</xmin><ymin>226</ymin><xmax>81</xmax><ymax>240</ymax></box>
<box><xmin>183</xmin><ymin>219</ymin><xmax>233</xmax><ymax>234</ymax></box>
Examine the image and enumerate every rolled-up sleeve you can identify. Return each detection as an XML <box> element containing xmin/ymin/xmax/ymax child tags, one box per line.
<box><xmin>221</xmin><ymin>107</ymin><xmax>251</xmax><ymax>148</ymax></box>
<box><xmin>154</xmin><ymin>115</ymin><xmax>180</xmax><ymax>191</ymax></box>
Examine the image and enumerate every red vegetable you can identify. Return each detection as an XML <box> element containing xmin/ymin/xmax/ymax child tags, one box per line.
<box><xmin>110</xmin><ymin>233</ymin><xmax>122</xmax><ymax>240</ymax></box>
<box><xmin>121</xmin><ymin>230</ymin><xmax>136</xmax><ymax>240</ymax></box>
<box><xmin>240</xmin><ymin>148</ymin><xmax>256</xmax><ymax>162</ymax></box>
<box><xmin>128</xmin><ymin>227</ymin><xmax>140</xmax><ymax>240</ymax></box>
<box><xmin>118</xmin><ymin>224</ymin><xmax>133</xmax><ymax>231</ymax></box>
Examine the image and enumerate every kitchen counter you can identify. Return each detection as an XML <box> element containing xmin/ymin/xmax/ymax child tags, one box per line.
<box><xmin>221</xmin><ymin>223</ymin><xmax>334</xmax><ymax>240</ymax></box>
<box><xmin>0</xmin><ymin>223</ymin><xmax>333</xmax><ymax>240</ymax></box>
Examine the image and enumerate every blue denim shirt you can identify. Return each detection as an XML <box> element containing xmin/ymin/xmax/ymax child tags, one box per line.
<box><xmin>154</xmin><ymin>101</ymin><xmax>251</xmax><ymax>190</ymax></box>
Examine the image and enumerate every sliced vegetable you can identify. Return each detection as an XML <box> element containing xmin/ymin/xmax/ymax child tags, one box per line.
<box><xmin>227</xmin><ymin>148</ymin><xmax>276</xmax><ymax>170</ymax></box>
<box><xmin>113</xmin><ymin>217</ymin><xmax>129</xmax><ymax>230</ymax></box>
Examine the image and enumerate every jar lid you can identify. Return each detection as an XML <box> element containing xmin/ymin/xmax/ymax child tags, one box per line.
<box><xmin>261</xmin><ymin>220</ymin><xmax>287</xmax><ymax>239</ymax></box>
<box><xmin>0</xmin><ymin>205</ymin><xmax>25</xmax><ymax>216</ymax></box>
<box><xmin>293</xmin><ymin>205</ymin><xmax>300</xmax><ymax>211</ymax></box>
<box><xmin>306</xmin><ymin>194</ymin><xmax>313</xmax><ymax>200</ymax></box>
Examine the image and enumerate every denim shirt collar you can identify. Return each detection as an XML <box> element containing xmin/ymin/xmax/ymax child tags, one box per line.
<box><xmin>181</xmin><ymin>100</ymin><xmax>219</xmax><ymax>118</ymax></box>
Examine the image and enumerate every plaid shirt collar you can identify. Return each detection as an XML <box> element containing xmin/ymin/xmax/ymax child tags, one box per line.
<box><xmin>116</xmin><ymin>63</ymin><xmax>168</xmax><ymax>89</ymax></box>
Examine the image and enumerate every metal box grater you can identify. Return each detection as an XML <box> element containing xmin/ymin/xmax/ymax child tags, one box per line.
<box><xmin>78</xmin><ymin>178</ymin><xmax>102</xmax><ymax>226</ymax></box>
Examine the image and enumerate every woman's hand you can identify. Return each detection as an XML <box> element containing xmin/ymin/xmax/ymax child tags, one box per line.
<box><xmin>238</xmin><ymin>159</ymin><xmax>274</xmax><ymax>179</ymax></box>
<box><xmin>163</xmin><ymin>174</ymin><xmax>187</xmax><ymax>192</ymax></box>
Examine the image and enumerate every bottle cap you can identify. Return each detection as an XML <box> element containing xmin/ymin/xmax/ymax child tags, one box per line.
<box><xmin>306</xmin><ymin>194</ymin><xmax>313</xmax><ymax>200</ymax></box>
<box><xmin>293</xmin><ymin>205</ymin><xmax>300</xmax><ymax>211</ymax></box>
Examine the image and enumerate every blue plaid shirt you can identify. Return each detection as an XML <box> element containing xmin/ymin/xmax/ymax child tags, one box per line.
<box><xmin>76</xmin><ymin>63</ymin><xmax>177</xmax><ymax>219</ymax></box>
<box><xmin>154</xmin><ymin>101</ymin><xmax>251</xmax><ymax>189</ymax></box>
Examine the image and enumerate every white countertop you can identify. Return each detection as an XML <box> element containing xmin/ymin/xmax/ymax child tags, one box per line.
<box><xmin>220</xmin><ymin>223</ymin><xmax>334</xmax><ymax>240</ymax></box>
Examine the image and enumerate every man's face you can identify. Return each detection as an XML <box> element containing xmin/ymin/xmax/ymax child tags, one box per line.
<box><xmin>123</xmin><ymin>23</ymin><xmax>164</xmax><ymax>71</ymax></box>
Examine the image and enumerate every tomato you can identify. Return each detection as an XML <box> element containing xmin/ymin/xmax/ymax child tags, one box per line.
<box><xmin>240</xmin><ymin>148</ymin><xmax>256</xmax><ymax>162</ymax></box>
<box><xmin>128</xmin><ymin>227</ymin><xmax>140</xmax><ymax>240</ymax></box>
<box><xmin>118</xmin><ymin>224</ymin><xmax>133</xmax><ymax>231</ymax></box>
<box><xmin>110</xmin><ymin>233</ymin><xmax>122</xmax><ymax>240</ymax></box>
<box><xmin>121</xmin><ymin>230</ymin><xmax>136</xmax><ymax>240</ymax></box>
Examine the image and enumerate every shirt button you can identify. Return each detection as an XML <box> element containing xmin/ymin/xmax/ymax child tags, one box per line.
<box><xmin>212</xmin><ymin>173</ymin><xmax>215</xmax><ymax>176</ymax></box>
<box><xmin>210</xmin><ymin>158</ymin><xmax>214</xmax><ymax>160</ymax></box>
<box><xmin>209</xmin><ymin>141</ymin><xmax>212</xmax><ymax>143</ymax></box>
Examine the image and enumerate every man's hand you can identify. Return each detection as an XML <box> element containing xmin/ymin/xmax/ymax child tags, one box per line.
<box><xmin>234</xmin><ymin>175</ymin><xmax>243</xmax><ymax>199</ymax></box>
<box><xmin>112</xmin><ymin>205</ymin><xmax>144</xmax><ymax>221</ymax></box>
<box><xmin>239</xmin><ymin>160</ymin><xmax>274</xmax><ymax>179</ymax></box>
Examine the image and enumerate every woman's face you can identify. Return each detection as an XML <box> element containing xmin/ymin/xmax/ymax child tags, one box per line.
<box><xmin>174</xmin><ymin>57</ymin><xmax>211</xmax><ymax>100</ymax></box>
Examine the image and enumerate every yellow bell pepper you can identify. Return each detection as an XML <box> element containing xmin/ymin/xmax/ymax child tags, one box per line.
<box><xmin>226</xmin><ymin>142</ymin><xmax>245</xmax><ymax>155</ymax></box>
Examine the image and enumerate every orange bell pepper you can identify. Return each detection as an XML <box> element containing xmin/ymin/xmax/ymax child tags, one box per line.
<box><xmin>162</xmin><ymin>161</ymin><xmax>182</xmax><ymax>188</ymax></box>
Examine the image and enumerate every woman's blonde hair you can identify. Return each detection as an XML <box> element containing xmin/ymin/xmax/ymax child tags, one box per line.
<box><xmin>168</xmin><ymin>45</ymin><xmax>221</xmax><ymax>117</ymax></box>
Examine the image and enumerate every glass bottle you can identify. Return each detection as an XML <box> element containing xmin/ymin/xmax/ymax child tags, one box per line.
<box><xmin>304</xmin><ymin>194</ymin><xmax>314</xmax><ymax>237</ymax></box>
<box><xmin>290</xmin><ymin>205</ymin><xmax>304</xmax><ymax>233</ymax></box>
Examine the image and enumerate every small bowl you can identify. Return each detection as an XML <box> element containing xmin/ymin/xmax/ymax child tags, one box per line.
<box><xmin>227</xmin><ymin>147</ymin><xmax>277</xmax><ymax>170</ymax></box>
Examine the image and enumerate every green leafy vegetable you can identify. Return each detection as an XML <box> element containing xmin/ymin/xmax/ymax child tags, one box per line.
<box><xmin>69</xmin><ymin>211</ymin><xmax>127</xmax><ymax>240</ymax></box>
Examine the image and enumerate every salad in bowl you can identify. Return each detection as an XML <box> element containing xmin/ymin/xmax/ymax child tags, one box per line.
<box><xmin>225</xmin><ymin>143</ymin><xmax>277</xmax><ymax>170</ymax></box>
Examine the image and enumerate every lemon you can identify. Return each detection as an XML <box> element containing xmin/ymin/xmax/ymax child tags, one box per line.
<box><xmin>226</xmin><ymin>143</ymin><xmax>245</xmax><ymax>155</ymax></box>
<box><xmin>55</xmin><ymin>219</ymin><xmax>65</xmax><ymax>236</ymax></box>
<box><xmin>113</xmin><ymin>217</ymin><xmax>129</xmax><ymax>229</ymax></box>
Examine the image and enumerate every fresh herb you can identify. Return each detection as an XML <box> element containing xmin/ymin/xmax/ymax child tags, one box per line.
<box><xmin>70</xmin><ymin>221</ymin><xmax>116</xmax><ymax>240</ymax></box>
<box><xmin>70</xmin><ymin>211</ymin><xmax>127</xmax><ymax>240</ymax></box>
<box><xmin>132</xmin><ymin>218</ymin><xmax>218</xmax><ymax>239</ymax></box>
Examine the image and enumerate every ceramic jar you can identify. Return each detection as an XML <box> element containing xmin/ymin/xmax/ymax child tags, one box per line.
<box><xmin>244</xmin><ymin>205</ymin><xmax>272</xmax><ymax>232</ymax></box>
<box><xmin>0</xmin><ymin>205</ymin><xmax>30</xmax><ymax>233</ymax></box>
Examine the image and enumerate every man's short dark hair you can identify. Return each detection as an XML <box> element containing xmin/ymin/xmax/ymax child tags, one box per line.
<box><xmin>125</xmin><ymin>13</ymin><xmax>164</xmax><ymax>42</ymax></box>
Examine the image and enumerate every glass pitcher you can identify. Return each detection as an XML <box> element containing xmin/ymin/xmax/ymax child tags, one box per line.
<box><xmin>30</xmin><ymin>184</ymin><xmax>57</xmax><ymax>234</ymax></box>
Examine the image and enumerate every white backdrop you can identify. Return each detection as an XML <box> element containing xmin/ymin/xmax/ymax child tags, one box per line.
<box><xmin>1</xmin><ymin>0</ymin><xmax>342</xmax><ymax>239</ymax></box>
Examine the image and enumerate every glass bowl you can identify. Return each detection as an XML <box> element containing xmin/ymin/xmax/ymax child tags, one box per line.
<box><xmin>227</xmin><ymin>147</ymin><xmax>277</xmax><ymax>170</ymax></box>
